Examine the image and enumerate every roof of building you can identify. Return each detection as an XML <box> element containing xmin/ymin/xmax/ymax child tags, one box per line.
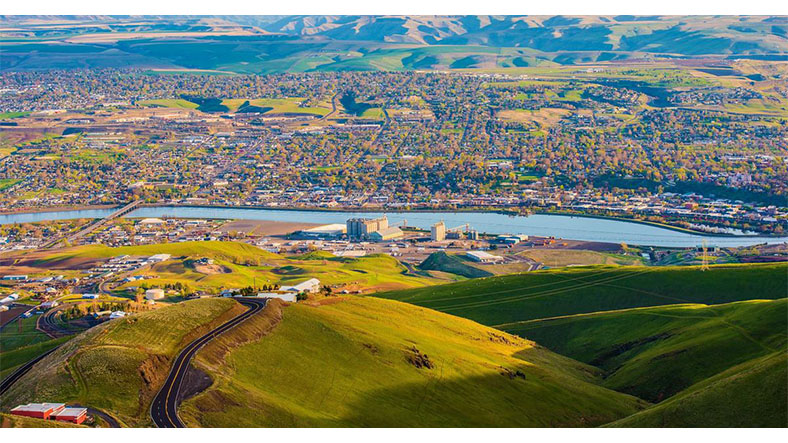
<box><xmin>371</xmin><ymin>227</ymin><xmax>403</xmax><ymax>237</ymax></box>
<box><xmin>466</xmin><ymin>250</ymin><xmax>503</xmax><ymax>260</ymax></box>
<box><xmin>11</xmin><ymin>403</ymin><xmax>65</xmax><ymax>413</ymax></box>
<box><xmin>52</xmin><ymin>407</ymin><xmax>87</xmax><ymax>418</ymax></box>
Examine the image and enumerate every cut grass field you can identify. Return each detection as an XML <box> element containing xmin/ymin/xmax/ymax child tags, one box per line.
<box><xmin>419</xmin><ymin>251</ymin><xmax>494</xmax><ymax>279</ymax></box>
<box><xmin>180</xmin><ymin>296</ymin><xmax>646</xmax><ymax>427</ymax></box>
<box><xmin>509</xmin><ymin>299</ymin><xmax>787</xmax><ymax>403</ymax></box>
<box><xmin>377</xmin><ymin>263</ymin><xmax>788</xmax><ymax>328</ymax></box>
<box><xmin>0</xmin><ymin>298</ymin><xmax>245</xmax><ymax>427</ymax></box>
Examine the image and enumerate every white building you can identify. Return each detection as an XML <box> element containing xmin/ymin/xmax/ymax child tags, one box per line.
<box><xmin>280</xmin><ymin>278</ymin><xmax>321</xmax><ymax>294</ymax></box>
<box><xmin>256</xmin><ymin>292</ymin><xmax>297</xmax><ymax>302</ymax></box>
<box><xmin>145</xmin><ymin>288</ymin><xmax>165</xmax><ymax>300</ymax></box>
<box><xmin>109</xmin><ymin>311</ymin><xmax>127</xmax><ymax>319</ymax></box>
<box><xmin>466</xmin><ymin>250</ymin><xmax>504</xmax><ymax>263</ymax></box>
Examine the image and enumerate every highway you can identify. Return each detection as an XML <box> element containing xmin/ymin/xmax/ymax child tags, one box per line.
<box><xmin>150</xmin><ymin>298</ymin><xmax>267</xmax><ymax>428</ymax></box>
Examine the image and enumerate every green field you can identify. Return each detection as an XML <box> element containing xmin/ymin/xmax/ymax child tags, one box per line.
<box><xmin>0</xmin><ymin>111</ymin><xmax>30</xmax><ymax>120</ymax></box>
<box><xmin>510</xmin><ymin>299</ymin><xmax>787</xmax><ymax>402</ymax></box>
<box><xmin>0</xmin><ymin>298</ymin><xmax>244</xmax><ymax>427</ymax></box>
<box><xmin>377</xmin><ymin>263</ymin><xmax>788</xmax><ymax>327</ymax></box>
<box><xmin>139</xmin><ymin>99</ymin><xmax>199</xmax><ymax>109</ymax></box>
<box><xmin>180</xmin><ymin>296</ymin><xmax>646</xmax><ymax>427</ymax></box>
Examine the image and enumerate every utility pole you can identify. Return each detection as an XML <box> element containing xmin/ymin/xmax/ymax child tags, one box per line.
<box><xmin>700</xmin><ymin>239</ymin><xmax>710</xmax><ymax>271</ymax></box>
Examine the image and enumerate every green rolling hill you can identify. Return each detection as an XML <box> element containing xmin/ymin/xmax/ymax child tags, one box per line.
<box><xmin>377</xmin><ymin>263</ymin><xmax>788</xmax><ymax>328</ymax></box>
<box><xmin>507</xmin><ymin>299</ymin><xmax>788</xmax><ymax>402</ymax></box>
<box><xmin>179</xmin><ymin>296</ymin><xmax>646</xmax><ymax>427</ymax></box>
<box><xmin>607</xmin><ymin>351</ymin><xmax>787</xmax><ymax>427</ymax></box>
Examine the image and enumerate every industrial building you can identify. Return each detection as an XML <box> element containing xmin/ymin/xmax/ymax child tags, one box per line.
<box><xmin>370</xmin><ymin>226</ymin><xmax>404</xmax><ymax>242</ymax></box>
<box><xmin>431</xmin><ymin>221</ymin><xmax>446</xmax><ymax>241</ymax></box>
<box><xmin>52</xmin><ymin>407</ymin><xmax>88</xmax><ymax>424</ymax></box>
<box><xmin>346</xmin><ymin>216</ymin><xmax>388</xmax><ymax>240</ymax></box>
<box><xmin>280</xmin><ymin>278</ymin><xmax>321</xmax><ymax>294</ymax></box>
<box><xmin>466</xmin><ymin>250</ymin><xmax>505</xmax><ymax>263</ymax></box>
<box><xmin>299</xmin><ymin>223</ymin><xmax>347</xmax><ymax>239</ymax></box>
<box><xmin>10</xmin><ymin>403</ymin><xmax>65</xmax><ymax>420</ymax></box>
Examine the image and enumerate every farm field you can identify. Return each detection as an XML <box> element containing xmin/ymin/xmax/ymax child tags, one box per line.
<box><xmin>180</xmin><ymin>296</ymin><xmax>646</xmax><ymax>427</ymax></box>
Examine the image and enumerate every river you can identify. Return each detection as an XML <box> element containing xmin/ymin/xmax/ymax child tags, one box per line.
<box><xmin>1</xmin><ymin>206</ymin><xmax>786</xmax><ymax>248</ymax></box>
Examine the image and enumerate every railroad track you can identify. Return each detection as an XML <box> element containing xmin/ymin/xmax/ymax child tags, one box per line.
<box><xmin>150</xmin><ymin>298</ymin><xmax>267</xmax><ymax>428</ymax></box>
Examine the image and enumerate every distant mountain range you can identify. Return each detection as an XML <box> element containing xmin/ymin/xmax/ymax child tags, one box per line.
<box><xmin>1</xmin><ymin>15</ymin><xmax>787</xmax><ymax>72</ymax></box>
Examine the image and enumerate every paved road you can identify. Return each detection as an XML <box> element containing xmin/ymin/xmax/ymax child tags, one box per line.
<box><xmin>150</xmin><ymin>298</ymin><xmax>267</xmax><ymax>428</ymax></box>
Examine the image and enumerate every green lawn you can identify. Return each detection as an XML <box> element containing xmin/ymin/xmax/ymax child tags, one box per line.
<box><xmin>139</xmin><ymin>99</ymin><xmax>199</xmax><ymax>109</ymax></box>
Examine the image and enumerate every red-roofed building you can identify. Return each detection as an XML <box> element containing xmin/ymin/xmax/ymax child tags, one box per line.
<box><xmin>52</xmin><ymin>407</ymin><xmax>88</xmax><ymax>424</ymax></box>
<box><xmin>10</xmin><ymin>403</ymin><xmax>65</xmax><ymax>420</ymax></box>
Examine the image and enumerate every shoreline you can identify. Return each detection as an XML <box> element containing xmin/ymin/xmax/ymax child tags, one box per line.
<box><xmin>2</xmin><ymin>202</ymin><xmax>775</xmax><ymax>240</ymax></box>
<box><xmin>0</xmin><ymin>204</ymin><xmax>117</xmax><ymax>216</ymax></box>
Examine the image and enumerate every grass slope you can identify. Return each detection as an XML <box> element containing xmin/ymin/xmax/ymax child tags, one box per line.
<box><xmin>377</xmin><ymin>263</ymin><xmax>788</xmax><ymax>328</ymax></box>
<box><xmin>0</xmin><ymin>298</ymin><xmax>245</xmax><ymax>427</ymax></box>
<box><xmin>419</xmin><ymin>251</ymin><xmax>493</xmax><ymax>279</ymax></box>
<box><xmin>180</xmin><ymin>297</ymin><xmax>646</xmax><ymax>427</ymax></box>
<box><xmin>507</xmin><ymin>299</ymin><xmax>788</xmax><ymax>402</ymax></box>
<box><xmin>27</xmin><ymin>242</ymin><xmax>439</xmax><ymax>293</ymax></box>
<box><xmin>608</xmin><ymin>351</ymin><xmax>788</xmax><ymax>427</ymax></box>
<box><xmin>1</xmin><ymin>412</ymin><xmax>84</xmax><ymax>428</ymax></box>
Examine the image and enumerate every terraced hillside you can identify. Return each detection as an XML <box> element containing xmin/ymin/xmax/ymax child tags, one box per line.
<box><xmin>0</xmin><ymin>298</ymin><xmax>246</xmax><ymax>427</ymax></box>
<box><xmin>179</xmin><ymin>296</ymin><xmax>647</xmax><ymax>427</ymax></box>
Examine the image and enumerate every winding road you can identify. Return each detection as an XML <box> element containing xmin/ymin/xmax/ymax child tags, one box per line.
<box><xmin>150</xmin><ymin>297</ymin><xmax>267</xmax><ymax>428</ymax></box>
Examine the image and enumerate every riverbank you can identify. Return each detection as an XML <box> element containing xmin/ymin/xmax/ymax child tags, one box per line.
<box><xmin>134</xmin><ymin>203</ymin><xmax>756</xmax><ymax>238</ymax></box>
<box><xmin>0</xmin><ymin>204</ymin><xmax>117</xmax><ymax>216</ymax></box>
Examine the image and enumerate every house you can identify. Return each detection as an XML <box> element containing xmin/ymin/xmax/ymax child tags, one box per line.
<box><xmin>109</xmin><ymin>311</ymin><xmax>127</xmax><ymax>319</ymax></box>
<box><xmin>466</xmin><ymin>250</ymin><xmax>504</xmax><ymax>263</ymax></box>
<box><xmin>2</xmin><ymin>275</ymin><xmax>28</xmax><ymax>281</ymax></box>
<box><xmin>81</xmin><ymin>293</ymin><xmax>100</xmax><ymax>299</ymax></box>
<box><xmin>10</xmin><ymin>403</ymin><xmax>65</xmax><ymax>420</ymax></box>
<box><xmin>51</xmin><ymin>407</ymin><xmax>88</xmax><ymax>424</ymax></box>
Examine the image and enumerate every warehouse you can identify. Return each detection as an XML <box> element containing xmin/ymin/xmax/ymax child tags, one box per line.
<box><xmin>52</xmin><ymin>407</ymin><xmax>88</xmax><ymax>424</ymax></box>
<box><xmin>10</xmin><ymin>403</ymin><xmax>65</xmax><ymax>420</ymax></box>
<box><xmin>466</xmin><ymin>250</ymin><xmax>504</xmax><ymax>263</ymax></box>
<box><xmin>370</xmin><ymin>226</ymin><xmax>403</xmax><ymax>242</ymax></box>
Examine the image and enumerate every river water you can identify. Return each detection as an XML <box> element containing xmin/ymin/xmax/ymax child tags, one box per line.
<box><xmin>1</xmin><ymin>206</ymin><xmax>786</xmax><ymax>248</ymax></box>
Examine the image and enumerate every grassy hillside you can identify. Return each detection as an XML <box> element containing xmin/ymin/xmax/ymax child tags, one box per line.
<box><xmin>519</xmin><ymin>249</ymin><xmax>643</xmax><ymax>267</ymax></box>
<box><xmin>608</xmin><ymin>351</ymin><xmax>788</xmax><ymax>427</ymax></box>
<box><xmin>507</xmin><ymin>299</ymin><xmax>788</xmax><ymax>402</ymax></box>
<box><xmin>14</xmin><ymin>242</ymin><xmax>440</xmax><ymax>293</ymax></box>
<box><xmin>0</xmin><ymin>298</ymin><xmax>245</xmax><ymax>427</ymax></box>
<box><xmin>419</xmin><ymin>251</ymin><xmax>493</xmax><ymax>278</ymax></box>
<box><xmin>377</xmin><ymin>263</ymin><xmax>788</xmax><ymax>328</ymax></box>
<box><xmin>180</xmin><ymin>296</ymin><xmax>646</xmax><ymax>427</ymax></box>
<box><xmin>0</xmin><ymin>412</ymin><xmax>84</xmax><ymax>428</ymax></box>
